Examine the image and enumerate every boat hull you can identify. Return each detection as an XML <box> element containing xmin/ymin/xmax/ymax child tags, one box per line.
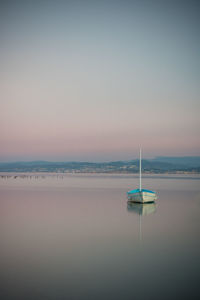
<box><xmin>127</xmin><ymin>190</ymin><xmax>157</xmax><ymax>203</ymax></box>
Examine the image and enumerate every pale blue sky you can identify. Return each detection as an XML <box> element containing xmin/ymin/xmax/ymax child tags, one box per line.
<box><xmin>0</xmin><ymin>0</ymin><xmax>199</xmax><ymax>161</ymax></box>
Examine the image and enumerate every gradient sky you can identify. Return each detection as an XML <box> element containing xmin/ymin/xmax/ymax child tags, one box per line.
<box><xmin>0</xmin><ymin>0</ymin><xmax>199</xmax><ymax>161</ymax></box>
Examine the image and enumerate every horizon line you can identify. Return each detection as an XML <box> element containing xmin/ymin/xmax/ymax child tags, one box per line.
<box><xmin>0</xmin><ymin>155</ymin><xmax>200</xmax><ymax>164</ymax></box>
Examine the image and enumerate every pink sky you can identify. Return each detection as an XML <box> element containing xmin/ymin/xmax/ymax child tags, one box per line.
<box><xmin>0</xmin><ymin>1</ymin><xmax>199</xmax><ymax>161</ymax></box>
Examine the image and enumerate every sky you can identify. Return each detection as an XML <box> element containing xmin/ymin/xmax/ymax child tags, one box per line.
<box><xmin>0</xmin><ymin>0</ymin><xmax>199</xmax><ymax>162</ymax></box>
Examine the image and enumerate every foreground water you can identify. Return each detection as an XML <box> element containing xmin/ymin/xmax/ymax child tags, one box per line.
<box><xmin>0</xmin><ymin>174</ymin><xmax>199</xmax><ymax>300</ymax></box>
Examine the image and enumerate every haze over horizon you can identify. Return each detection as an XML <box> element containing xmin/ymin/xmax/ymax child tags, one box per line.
<box><xmin>1</xmin><ymin>0</ymin><xmax>199</xmax><ymax>162</ymax></box>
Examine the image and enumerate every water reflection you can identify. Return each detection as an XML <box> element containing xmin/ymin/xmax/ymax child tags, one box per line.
<box><xmin>127</xmin><ymin>202</ymin><xmax>157</xmax><ymax>216</ymax></box>
<box><xmin>127</xmin><ymin>202</ymin><xmax>157</xmax><ymax>242</ymax></box>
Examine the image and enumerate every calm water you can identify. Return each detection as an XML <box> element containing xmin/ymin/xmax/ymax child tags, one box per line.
<box><xmin>0</xmin><ymin>174</ymin><xmax>200</xmax><ymax>300</ymax></box>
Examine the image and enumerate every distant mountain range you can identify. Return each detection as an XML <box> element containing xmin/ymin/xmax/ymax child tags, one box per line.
<box><xmin>0</xmin><ymin>157</ymin><xmax>199</xmax><ymax>173</ymax></box>
<box><xmin>152</xmin><ymin>156</ymin><xmax>200</xmax><ymax>167</ymax></box>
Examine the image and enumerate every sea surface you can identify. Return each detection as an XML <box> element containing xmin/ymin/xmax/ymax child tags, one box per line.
<box><xmin>0</xmin><ymin>173</ymin><xmax>199</xmax><ymax>300</ymax></box>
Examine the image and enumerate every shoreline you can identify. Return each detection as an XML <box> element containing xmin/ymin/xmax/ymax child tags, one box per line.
<box><xmin>0</xmin><ymin>172</ymin><xmax>200</xmax><ymax>179</ymax></box>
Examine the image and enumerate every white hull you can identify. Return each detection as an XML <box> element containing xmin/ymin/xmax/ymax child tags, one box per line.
<box><xmin>127</xmin><ymin>191</ymin><xmax>157</xmax><ymax>203</ymax></box>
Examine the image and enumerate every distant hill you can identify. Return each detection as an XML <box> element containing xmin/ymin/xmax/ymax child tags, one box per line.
<box><xmin>0</xmin><ymin>157</ymin><xmax>199</xmax><ymax>173</ymax></box>
<box><xmin>152</xmin><ymin>156</ymin><xmax>200</xmax><ymax>167</ymax></box>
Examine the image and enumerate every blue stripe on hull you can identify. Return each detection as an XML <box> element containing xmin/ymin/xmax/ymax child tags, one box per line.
<box><xmin>127</xmin><ymin>188</ymin><xmax>155</xmax><ymax>194</ymax></box>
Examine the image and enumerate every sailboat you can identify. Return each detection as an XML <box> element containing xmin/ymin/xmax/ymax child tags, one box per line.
<box><xmin>127</xmin><ymin>149</ymin><xmax>157</xmax><ymax>203</ymax></box>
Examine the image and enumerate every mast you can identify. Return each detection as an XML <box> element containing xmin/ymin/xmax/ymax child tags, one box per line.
<box><xmin>139</xmin><ymin>148</ymin><xmax>142</xmax><ymax>191</ymax></box>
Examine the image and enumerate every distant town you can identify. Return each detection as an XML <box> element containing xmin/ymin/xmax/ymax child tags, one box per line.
<box><xmin>0</xmin><ymin>156</ymin><xmax>199</xmax><ymax>174</ymax></box>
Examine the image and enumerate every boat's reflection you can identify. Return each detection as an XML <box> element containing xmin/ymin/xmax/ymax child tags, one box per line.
<box><xmin>127</xmin><ymin>201</ymin><xmax>156</xmax><ymax>216</ymax></box>
<box><xmin>127</xmin><ymin>201</ymin><xmax>157</xmax><ymax>242</ymax></box>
